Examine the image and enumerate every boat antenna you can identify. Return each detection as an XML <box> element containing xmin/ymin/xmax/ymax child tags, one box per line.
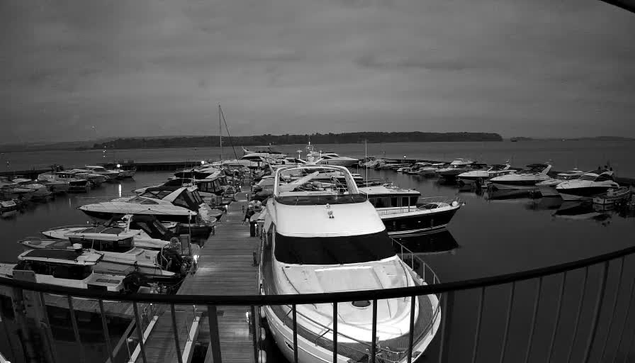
<box><xmin>364</xmin><ymin>139</ymin><xmax>368</xmax><ymax>187</ymax></box>
<box><xmin>218</xmin><ymin>105</ymin><xmax>223</xmax><ymax>161</ymax></box>
<box><xmin>219</xmin><ymin>105</ymin><xmax>238</xmax><ymax>160</ymax></box>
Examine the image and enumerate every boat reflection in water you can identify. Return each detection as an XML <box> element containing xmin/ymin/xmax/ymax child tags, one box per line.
<box><xmin>524</xmin><ymin>197</ymin><xmax>564</xmax><ymax>211</ymax></box>
<box><xmin>552</xmin><ymin>201</ymin><xmax>612</xmax><ymax>224</ymax></box>
<box><xmin>392</xmin><ymin>229</ymin><xmax>459</xmax><ymax>254</ymax></box>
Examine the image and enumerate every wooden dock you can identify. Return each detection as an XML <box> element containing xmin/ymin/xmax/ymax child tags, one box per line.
<box><xmin>137</xmin><ymin>191</ymin><xmax>259</xmax><ymax>363</ymax></box>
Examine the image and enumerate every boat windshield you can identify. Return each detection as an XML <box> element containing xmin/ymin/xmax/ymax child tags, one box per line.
<box><xmin>274</xmin><ymin>231</ymin><xmax>395</xmax><ymax>265</ymax></box>
<box><xmin>580</xmin><ymin>174</ymin><xmax>598</xmax><ymax>181</ymax></box>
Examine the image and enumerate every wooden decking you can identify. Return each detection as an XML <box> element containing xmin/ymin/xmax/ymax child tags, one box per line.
<box><xmin>138</xmin><ymin>191</ymin><xmax>259</xmax><ymax>363</ymax></box>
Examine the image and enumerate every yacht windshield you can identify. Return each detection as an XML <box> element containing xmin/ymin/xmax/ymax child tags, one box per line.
<box><xmin>274</xmin><ymin>231</ymin><xmax>395</xmax><ymax>265</ymax></box>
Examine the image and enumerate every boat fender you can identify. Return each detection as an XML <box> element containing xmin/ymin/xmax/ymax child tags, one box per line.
<box><xmin>258</xmin><ymin>350</ymin><xmax>267</xmax><ymax>363</ymax></box>
<box><xmin>451</xmin><ymin>201</ymin><xmax>459</xmax><ymax>207</ymax></box>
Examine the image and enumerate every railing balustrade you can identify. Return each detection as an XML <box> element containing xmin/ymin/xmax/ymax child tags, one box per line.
<box><xmin>2</xmin><ymin>244</ymin><xmax>635</xmax><ymax>363</ymax></box>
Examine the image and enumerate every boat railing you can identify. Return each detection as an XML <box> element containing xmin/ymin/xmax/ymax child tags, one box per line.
<box><xmin>268</xmin><ymin>282</ymin><xmax>433</xmax><ymax>363</ymax></box>
<box><xmin>5</xmin><ymin>240</ymin><xmax>635</xmax><ymax>362</ymax></box>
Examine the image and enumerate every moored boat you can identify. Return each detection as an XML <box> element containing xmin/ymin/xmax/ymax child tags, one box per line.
<box><xmin>0</xmin><ymin>248</ymin><xmax>141</xmax><ymax>293</ymax></box>
<box><xmin>556</xmin><ymin>171</ymin><xmax>620</xmax><ymax>202</ymax></box>
<box><xmin>359</xmin><ymin>184</ymin><xmax>462</xmax><ymax>236</ymax></box>
<box><xmin>489</xmin><ymin>163</ymin><xmax>552</xmax><ymax>191</ymax></box>
<box><xmin>259</xmin><ymin>164</ymin><xmax>441</xmax><ymax>363</ymax></box>
<box><xmin>593</xmin><ymin>186</ymin><xmax>631</xmax><ymax>205</ymax></box>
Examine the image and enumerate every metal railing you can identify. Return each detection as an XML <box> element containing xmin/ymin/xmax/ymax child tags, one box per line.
<box><xmin>2</xmin><ymin>243</ymin><xmax>635</xmax><ymax>363</ymax></box>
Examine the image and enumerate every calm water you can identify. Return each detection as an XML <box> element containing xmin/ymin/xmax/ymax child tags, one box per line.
<box><xmin>1</xmin><ymin>143</ymin><xmax>634</xmax><ymax>362</ymax></box>
<box><xmin>3</xmin><ymin>139</ymin><xmax>635</xmax><ymax>176</ymax></box>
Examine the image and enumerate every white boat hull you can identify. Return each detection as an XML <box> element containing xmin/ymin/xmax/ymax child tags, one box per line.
<box><xmin>264</xmin><ymin>293</ymin><xmax>441</xmax><ymax>363</ymax></box>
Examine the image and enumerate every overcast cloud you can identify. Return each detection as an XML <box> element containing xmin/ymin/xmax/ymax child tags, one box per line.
<box><xmin>1</xmin><ymin>0</ymin><xmax>634</xmax><ymax>143</ymax></box>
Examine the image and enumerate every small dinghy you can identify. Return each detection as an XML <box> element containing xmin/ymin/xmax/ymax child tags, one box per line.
<box><xmin>593</xmin><ymin>187</ymin><xmax>632</xmax><ymax>205</ymax></box>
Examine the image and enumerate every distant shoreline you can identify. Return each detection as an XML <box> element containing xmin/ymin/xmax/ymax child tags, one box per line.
<box><xmin>1</xmin><ymin>133</ymin><xmax>632</xmax><ymax>153</ymax></box>
<box><xmin>0</xmin><ymin>132</ymin><xmax>503</xmax><ymax>153</ymax></box>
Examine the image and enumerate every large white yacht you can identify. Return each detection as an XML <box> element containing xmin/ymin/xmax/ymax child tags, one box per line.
<box><xmin>259</xmin><ymin>165</ymin><xmax>441</xmax><ymax>363</ymax></box>
<box><xmin>79</xmin><ymin>186</ymin><xmax>216</xmax><ymax>227</ymax></box>
<box><xmin>556</xmin><ymin>171</ymin><xmax>620</xmax><ymax>201</ymax></box>
<box><xmin>436</xmin><ymin>158</ymin><xmax>477</xmax><ymax>180</ymax></box>
<box><xmin>535</xmin><ymin>168</ymin><xmax>585</xmax><ymax>198</ymax></box>
<box><xmin>489</xmin><ymin>163</ymin><xmax>552</xmax><ymax>190</ymax></box>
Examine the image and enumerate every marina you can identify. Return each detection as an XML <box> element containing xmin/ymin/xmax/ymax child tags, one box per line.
<box><xmin>0</xmin><ymin>141</ymin><xmax>635</xmax><ymax>363</ymax></box>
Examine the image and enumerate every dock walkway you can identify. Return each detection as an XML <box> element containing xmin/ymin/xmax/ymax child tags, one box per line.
<box><xmin>138</xmin><ymin>191</ymin><xmax>259</xmax><ymax>363</ymax></box>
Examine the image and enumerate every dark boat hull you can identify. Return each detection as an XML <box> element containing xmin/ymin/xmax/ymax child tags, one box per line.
<box><xmin>381</xmin><ymin>207</ymin><xmax>459</xmax><ymax>236</ymax></box>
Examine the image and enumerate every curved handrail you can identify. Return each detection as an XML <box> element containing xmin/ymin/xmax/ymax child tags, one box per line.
<box><xmin>1</xmin><ymin>243</ymin><xmax>635</xmax><ymax>305</ymax></box>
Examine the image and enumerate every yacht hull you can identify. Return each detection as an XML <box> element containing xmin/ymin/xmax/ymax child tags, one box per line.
<box><xmin>263</xmin><ymin>293</ymin><xmax>441</xmax><ymax>363</ymax></box>
<box><xmin>557</xmin><ymin>186</ymin><xmax>613</xmax><ymax>201</ymax></box>
<box><xmin>380</xmin><ymin>205</ymin><xmax>460</xmax><ymax>236</ymax></box>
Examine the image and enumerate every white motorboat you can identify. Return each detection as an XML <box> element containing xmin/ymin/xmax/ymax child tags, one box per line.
<box><xmin>0</xmin><ymin>179</ymin><xmax>35</xmax><ymax>202</ymax></box>
<box><xmin>0</xmin><ymin>199</ymin><xmax>19</xmax><ymax>218</ymax></box>
<box><xmin>173</xmin><ymin>165</ymin><xmax>222</xmax><ymax>180</ymax></box>
<box><xmin>36</xmin><ymin>173</ymin><xmax>71</xmax><ymax>194</ymax></box>
<box><xmin>458</xmin><ymin>163</ymin><xmax>513</xmax><ymax>185</ymax></box>
<box><xmin>359</xmin><ymin>184</ymin><xmax>462</xmax><ymax>236</ymax></box>
<box><xmin>241</xmin><ymin>146</ymin><xmax>287</xmax><ymax>162</ymax></box>
<box><xmin>536</xmin><ymin>169</ymin><xmax>585</xmax><ymax>198</ymax></box>
<box><xmin>84</xmin><ymin>165</ymin><xmax>122</xmax><ymax>181</ymax></box>
<box><xmin>489</xmin><ymin>163</ymin><xmax>552</xmax><ymax>190</ymax></box>
<box><xmin>260</xmin><ymin>164</ymin><xmax>441</xmax><ymax>363</ymax></box>
<box><xmin>556</xmin><ymin>171</ymin><xmax>620</xmax><ymax>201</ymax></box>
<box><xmin>11</xmin><ymin>178</ymin><xmax>53</xmax><ymax>200</ymax></box>
<box><xmin>41</xmin><ymin>214</ymin><xmax>177</xmax><ymax>250</ymax></box>
<box><xmin>315</xmin><ymin>152</ymin><xmax>359</xmax><ymax>167</ymax></box>
<box><xmin>68</xmin><ymin>169</ymin><xmax>108</xmax><ymax>187</ymax></box>
<box><xmin>79</xmin><ymin>194</ymin><xmax>198</xmax><ymax>224</ymax></box>
<box><xmin>18</xmin><ymin>234</ymin><xmax>187</xmax><ymax>280</ymax></box>
<box><xmin>49</xmin><ymin>171</ymin><xmax>91</xmax><ymax>193</ymax></box>
<box><xmin>0</xmin><ymin>248</ymin><xmax>139</xmax><ymax>293</ymax></box>
<box><xmin>436</xmin><ymin>158</ymin><xmax>477</xmax><ymax>180</ymax></box>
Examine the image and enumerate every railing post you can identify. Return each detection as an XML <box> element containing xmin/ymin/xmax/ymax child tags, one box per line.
<box><xmin>333</xmin><ymin>302</ymin><xmax>338</xmax><ymax>363</ymax></box>
<box><xmin>612</xmin><ymin>278</ymin><xmax>635</xmax><ymax>363</ymax></box>
<box><xmin>582</xmin><ymin>261</ymin><xmax>610</xmax><ymax>363</ymax></box>
<box><xmin>547</xmin><ymin>272</ymin><xmax>567</xmax><ymax>362</ymax></box>
<box><xmin>250</xmin><ymin>305</ymin><xmax>258</xmax><ymax>363</ymax></box>
<box><xmin>471</xmin><ymin>287</ymin><xmax>485</xmax><ymax>363</ymax></box>
<box><xmin>407</xmin><ymin>294</ymin><xmax>417</xmax><ymax>363</ymax></box>
<box><xmin>170</xmin><ymin>304</ymin><xmax>184</xmax><ymax>363</ymax></box>
<box><xmin>132</xmin><ymin>301</ymin><xmax>148</xmax><ymax>363</ymax></box>
<box><xmin>499</xmin><ymin>282</ymin><xmax>516</xmax><ymax>363</ymax></box>
<box><xmin>566</xmin><ymin>267</ymin><xmax>589</xmax><ymax>363</ymax></box>
<box><xmin>437</xmin><ymin>291</ymin><xmax>454</xmax><ymax>363</ymax></box>
<box><xmin>599</xmin><ymin>257</ymin><xmax>626</xmax><ymax>362</ymax></box>
<box><xmin>67</xmin><ymin>295</ymin><xmax>87</xmax><ymax>363</ymax></box>
<box><xmin>207</xmin><ymin>305</ymin><xmax>222</xmax><ymax>363</ymax></box>
<box><xmin>371</xmin><ymin>298</ymin><xmax>378</xmax><ymax>363</ymax></box>
<box><xmin>292</xmin><ymin>304</ymin><xmax>299</xmax><ymax>363</ymax></box>
<box><xmin>98</xmin><ymin>299</ymin><xmax>114</xmax><ymax>363</ymax></box>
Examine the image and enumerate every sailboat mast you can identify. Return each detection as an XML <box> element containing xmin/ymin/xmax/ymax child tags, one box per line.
<box><xmin>218</xmin><ymin>105</ymin><xmax>223</xmax><ymax>161</ymax></box>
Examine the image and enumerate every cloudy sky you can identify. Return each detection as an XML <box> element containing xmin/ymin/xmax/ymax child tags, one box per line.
<box><xmin>1</xmin><ymin>0</ymin><xmax>634</xmax><ymax>144</ymax></box>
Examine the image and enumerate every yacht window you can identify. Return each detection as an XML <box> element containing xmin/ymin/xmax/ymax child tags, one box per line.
<box><xmin>368</xmin><ymin>197</ymin><xmax>377</xmax><ymax>207</ymax></box>
<box><xmin>402</xmin><ymin>197</ymin><xmax>410</xmax><ymax>207</ymax></box>
<box><xmin>274</xmin><ymin>231</ymin><xmax>396</xmax><ymax>264</ymax></box>
<box><xmin>596</xmin><ymin>174</ymin><xmax>614</xmax><ymax>182</ymax></box>
<box><xmin>410</xmin><ymin>196</ymin><xmax>419</xmax><ymax>205</ymax></box>
<box><xmin>52</xmin><ymin>265</ymin><xmax>91</xmax><ymax>280</ymax></box>
<box><xmin>580</xmin><ymin>175</ymin><xmax>596</xmax><ymax>181</ymax></box>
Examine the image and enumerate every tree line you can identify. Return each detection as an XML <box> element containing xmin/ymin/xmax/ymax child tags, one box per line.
<box><xmin>92</xmin><ymin>132</ymin><xmax>503</xmax><ymax>149</ymax></box>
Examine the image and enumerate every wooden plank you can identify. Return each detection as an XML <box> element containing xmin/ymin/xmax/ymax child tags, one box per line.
<box><xmin>144</xmin><ymin>191</ymin><xmax>258</xmax><ymax>363</ymax></box>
